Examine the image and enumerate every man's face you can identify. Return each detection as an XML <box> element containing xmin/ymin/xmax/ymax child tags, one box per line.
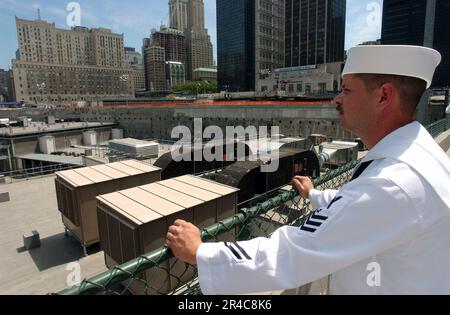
<box><xmin>333</xmin><ymin>75</ymin><xmax>377</xmax><ymax>136</ymax></box>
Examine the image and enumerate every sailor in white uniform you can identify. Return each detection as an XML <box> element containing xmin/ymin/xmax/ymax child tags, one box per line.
<box><xmin>166</xmin><ymin>45</ymin><xmax>450</xmax><ymax>295</ymax></box>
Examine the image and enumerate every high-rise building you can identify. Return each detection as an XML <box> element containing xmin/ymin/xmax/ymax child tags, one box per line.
<box><xmin>433</xmin><ymin>1</ymin><xmax>450</xmax><ymax>87</ymax></box>
<box><xmin>169</xmin><ymin>0</ymin><xmax>189</xmax><ymax>32</ymax></box>
<box><xmin>188</xmin><ymin>0</ymin><xmax>205</xmax><ymax>30</ymax></box>
<box><xmin>381</xmin><ymin>0</ymin><xmax>450</xmax><ymax>87</ymax></box>
<box><xmin>0</xmin><ymin>69</ymin><xmax>11</xmax><ymax>100</ymax></box>
<box><xmin>217</xmin><ymin>0</ymin><xmax>285</xmax><ymax>92</ymax></box>
<box><xmin>185</xmin><ymin>29</ymin><xmax>213</xmax><ymax>81</ymax></box>
<box><xmin>12</xmin><ymin>17</ymin><xmax>134</xmax><ymax>104</ymax></box>
<box><xmin>169</xmin><ymin>0</ymin><xmax>213</xmax><ymax>80</ymax></box>
<box><xmin>125</xmin><ymin>47</ymin><xmax>143</xmax><ymax>66</ymax></box>
<box><xmin>143</xmin><ymin>26</ymin><xmax>186</xmax><ymax>91</ymax></box>
<box><xmin>285</xmin><ymin>0</ymin><xmax>346</xmax><ymax>67</ymax></box>
<box><xmin>150</xmin><ymin>26</ymin><xmax>185</xmax><ymax>63</ymax></box>
<box><xmin>217</xmin><ymin>0</ymin><xmax>255</xmax><ymax>92</ymax></box>
<box><xmin>169</xmin><ymin>0</ymin><xmax>204</xmax><ymax>32</ymax></box>
<box><xmin>125</xmin><ymin>47</ymin><xmax>146</xmax><ymax>92</ymax></box>
<box><xmin>255</xmin><ymin>0</ymin><xmax>285</xmax><ymax>91</ymax></box>
<box><xmin>144</xmin><ymin>46</ymin><xmax>167</xmax><ymax>91</ymax></box>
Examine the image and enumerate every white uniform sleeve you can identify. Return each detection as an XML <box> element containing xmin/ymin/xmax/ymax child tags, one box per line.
<box><xmin>308</xmin><ymin>189</ymin><xmax>339</xmax><ymax>209</ymax></box>
<box><xmin>196</xmin><ymin>177</ymin><xmax>423</xmax><ymax>295</ymax></box>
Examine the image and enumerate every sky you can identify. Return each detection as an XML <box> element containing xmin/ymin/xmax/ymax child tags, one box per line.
<box><xmin>0</xmin><ymin>0</ymin><xmax>383</xmax><ymax>70</ymax></box>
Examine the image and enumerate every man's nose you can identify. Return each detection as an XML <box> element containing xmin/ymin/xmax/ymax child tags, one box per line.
<box><xmin>333</xmin><ymin>93</ymin><xmax>342</xmax><ymax>104</ymax></box>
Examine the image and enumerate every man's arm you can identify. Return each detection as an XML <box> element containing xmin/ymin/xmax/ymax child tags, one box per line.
<box><xmin>167</xmin><ymin>177</ymin><xmax>422</xmax><ymax>295</ymax></box>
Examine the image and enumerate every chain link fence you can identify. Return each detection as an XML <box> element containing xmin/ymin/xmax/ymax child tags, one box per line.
<box><xmin>57</xmin><ymin>160</ymin><xmax>358</xmax><ymax>295</ymax></box>
<box><xmin>427</xmin><ymin>118</ymin><xmax>449</xmax><ymax>138</ymax></box>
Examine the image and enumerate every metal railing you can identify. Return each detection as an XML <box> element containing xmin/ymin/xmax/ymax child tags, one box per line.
<box><xmin>0</xmin><ymin>163</ymin><xmax>81</xmax><ymax>184</ymax></box>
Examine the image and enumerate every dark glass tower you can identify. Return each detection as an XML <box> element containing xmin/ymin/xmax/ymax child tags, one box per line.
<box><xmin>285</xmin><ymin>0</ymin><xmax>346</xmax><ymax>67</ymax></box>
<box><xmin>217</xmin><ymin>0</ymin><xmax>255</xmax><ymax>92</ymax></box>
<box><xmin>381</xmin><ymin>0</ymin><xmax>427</xmax><ymax>46</ymax></box>
<box><xmin>381</xmin><ymin>0</ymin><xmax>450</xmax><ymax>87</ymax></box>
<box><xmin>433</xmin><ymin>1</ymin><xmax>450</xmax><ymax>87</ymax></box>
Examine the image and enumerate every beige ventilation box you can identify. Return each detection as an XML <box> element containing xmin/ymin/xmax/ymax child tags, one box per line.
<box><xmin>55</xmin><ymin>160</ymin><xmax>161</xmax><ymax>251</ymax></box>
<box><xmin>96</xmin><ymin>175</ymin><xmax>239</xmax><ymax>295</ymax></box>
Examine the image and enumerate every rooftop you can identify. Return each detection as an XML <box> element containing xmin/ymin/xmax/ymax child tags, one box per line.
<box><xmin>0</xmin><ymin>122</ymin><xmax>116</xmax><ymax>137</ymax></box>
<box><xmin>0</xmin><ymin>175</ymin><xmax>107</xmax><ymax>294</ymax></box>
<box><xmin>194</xmin><ymin>68</ymin><xmax>217</xmax><ymax>73</ymax></box>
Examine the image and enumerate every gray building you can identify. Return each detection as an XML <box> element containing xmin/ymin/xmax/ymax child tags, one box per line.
<box><xmin>12</xmin><ymin>17</ymin><xmax>134</xmax><ymax>105</ymax></box>
<box><xmin>193</xmin><ymin>67</ymin><xmax>217</xmax><ymax>81</ymax></box>
<box><xmin>125</xmin><ymin>47</ymin><xmax>146</xmax><ymax>92</ymax></box>
<box><xmin>125</xmin><ymin>47</ymin><xmax>143</xmax><ymax>66</ymax></box>
<box><xmin>257</xmin><ymin>62</ymin><xmax>343</xmax><ymax>95</ymax></box>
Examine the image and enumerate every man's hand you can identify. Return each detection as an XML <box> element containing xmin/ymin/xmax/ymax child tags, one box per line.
<box><xmin>291</xmin><ymin>176</ymin><xmax>315</xmax><ymax>199</ymax></box>
<box><xmin>166</xmin><ymin>220</ymin><xmax>202</xmax><ymax>266</ymax></box>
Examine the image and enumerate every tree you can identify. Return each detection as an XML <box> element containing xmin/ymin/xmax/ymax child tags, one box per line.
<box><xmin>173</xmin><ymin>81</ymin><xmax>218</xmax><ymax>95</ymax></box>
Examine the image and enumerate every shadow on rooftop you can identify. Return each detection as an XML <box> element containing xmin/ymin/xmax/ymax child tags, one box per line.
<box><xmin>26</xmin><ymin>233</ymin><xmax>101</xmax><ymax>271</ymax></box>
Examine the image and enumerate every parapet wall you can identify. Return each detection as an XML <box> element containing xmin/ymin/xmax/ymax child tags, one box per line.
<box><xmin>0</xmin><ymin>104</ymin><xmax>356</xmax><ymax>141</ymax></box>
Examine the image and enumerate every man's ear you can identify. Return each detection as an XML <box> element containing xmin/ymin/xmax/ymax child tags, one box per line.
<box><xmin>377</xmin><ymin>82</ymin><xmax>395</xmax><ymax>110</ymax></box>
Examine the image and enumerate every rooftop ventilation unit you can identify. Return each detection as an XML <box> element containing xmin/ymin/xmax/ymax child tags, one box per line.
<box><xmin>154</xmin><ymin>139</ymin><xmax>251</xmax><ymax>180</ymax></box>
<box><xmin>318</xmin><ymin>141</ymin><xmax>359</xmax><ymax>168</ymax></box>
<box><xmin>38</xmin><ymin>135</ymin><xmax>56</xmax><ymax>154</ymax></box>
<box><xmin>55</xmin><ymin>160</ymin><xmax>161</xmax><ymax>254</ymax></box>
<box><xmin>246</xmin><ymin>137</ymin><xmax>314</xmax><ymax>155</ymax></box>
<box><xmin>109</xmin><ymin>138</ymin><xmax>159</xmax><ymax>160</ymax></box>
<box><xmin>213</xmin><ymin>148</ymin><xmax>320</xmax><ymax>204</ymax></box>
<box><xmin>97</xmin><ymin>175</ymin><xmax>239</xmax><ymax>295</ymax></box>
<box><xmin>111</xmin><ymin>128</ymin><xmax>124</xmax><ymax>140</ymax></box>
<box><xmin>83</xmin><ymin>131</ymin><xmax>97</xmax><ymax>146</ymax></box>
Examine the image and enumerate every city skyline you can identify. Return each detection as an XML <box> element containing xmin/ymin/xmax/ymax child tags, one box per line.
<box><xmin>0</xmin><ymin>0</ymin><xmax>383</xmax><ymax>70</ymax></box>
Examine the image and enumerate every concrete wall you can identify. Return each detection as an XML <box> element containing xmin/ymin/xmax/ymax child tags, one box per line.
<box><xmin>0</xmin><ymin>104</ymin><xmax>356</xmax><ymax>142</ymax></box>
<box><xmin>77</xmin><ymin>104</ymin><xmax>354</xmax><ymax>141</ymax></box>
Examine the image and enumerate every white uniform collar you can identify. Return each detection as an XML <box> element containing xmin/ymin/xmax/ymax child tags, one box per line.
<box><xmin>363</xmin><ymin>122</ymin><xmax>450</xmax><ymax>208</ymax></box>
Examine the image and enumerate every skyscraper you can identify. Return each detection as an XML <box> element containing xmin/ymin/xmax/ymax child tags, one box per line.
<box><xmin>217</xmin><ymin>0</ymin><xmax>285</xmax><ymax>92</ymax></box>
<box><xmin>150</xmin><ymin>26</ymin><xmax>185</xmax><ymax>63</ymax></box>
<box><xmin>169</xmin><ymin>0</ymin><xmax>213</xmax><ymax>80</ymax></box>
<box><xmin>169</xmin><ymin>0</ymin><xmax>205</xmax><ymax>31</ymax></box>
<box><xmin>285</xmin><ymin>0</ymin><xmax>346</xmax><ymax>67</ymax></box>
<box><xmin>144</xmin><ymin>46</ymin><xmax>167</xmax><ymax>91</ymax></box>
<box><xmin>381</xmin><ymin>0</ymin><xmax>450</xmax><ymax>87</ymax></box>
<box><xmin>143</xmin><ymin>26</ymin><xmax>186</xmax><ymax>91</ymax></box>
<box><xmin>429</xmin><ymin>0</ymin><xmax>449</xmax><ymax>88</ymax></box>
<box><xmin>217</xmin><ymin>0</ymin><xmax>255</xmax><ymax>92</ymax></box>
<box><xmin>169</xmin><ymin>0</ymin><xmax>189</xmax><ymax>32</ymax></box>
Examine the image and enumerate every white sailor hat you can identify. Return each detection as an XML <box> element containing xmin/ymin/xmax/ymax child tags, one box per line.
<box><xmin>342</xmin><ymin>45</ymin><xmax>442</xmax><ymax>89</ymax></box>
